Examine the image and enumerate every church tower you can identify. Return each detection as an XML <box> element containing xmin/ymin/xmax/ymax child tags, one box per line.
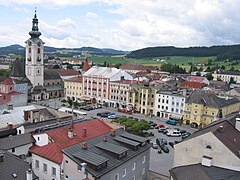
<box><xmin>25</xmin><ymin>10</ymin><xmax>44</xmax><ymax>87</ymax></box>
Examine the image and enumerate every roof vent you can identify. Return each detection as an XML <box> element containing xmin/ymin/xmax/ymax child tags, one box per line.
<box><xmin>82</xmin><ymin>142</ymin><xmax>88</xmax><ymax>150</ymax></box>
<box><xmin>12</xmin><ymin>173</ymin><xmax>17</xmax><ymax>178</ymax></box>
<box><xmin>68</xmin><ymin>128</ymin><xmax>73</xmax><ymax>139</ymax></box>
<box><xmin>83</xmin><ymin>128</ymin><xmax>87</xmax><ymax>138</ymax></box>
<box><xmin>103</xmin><ymin>136</ymin><xmax>108</xmax><ymax>142</ymax></box>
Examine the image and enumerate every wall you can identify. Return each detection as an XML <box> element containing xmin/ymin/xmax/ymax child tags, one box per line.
<box><xmin>11</xmin><ymin>93</ymin><xmax>28</xmax><ymax>107</ymax></box>
<box><xmin>14</xmin><ymin>83</ymin><xmax>28</xmax><ymax>94</ymax></box>
<box><xmin>173</xmin><ymin>132</ymin><xmax>240</xmax><ymax>171</ymax></box>
<box><xmin>63</xmin><ymin>148</ymin><xmax>150</xmax><ymax>180</ymax></box>
<box><xmin>33</xmin><ymin>133</ymin><xmax>49</xmax><ymax>146</ymax></box>
<box><xmin>32</xmin><ymin>154</ymin><xmax>61</xmax><ymax>180</ymax></box>
<box><xmin>7</xmin><ymin>143</ymin><xmax>33</xmax><ymax>156</ymax></box>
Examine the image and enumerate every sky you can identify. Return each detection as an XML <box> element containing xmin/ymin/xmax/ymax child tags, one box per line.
<box><xmin>0</xmin><ymin>0</ymin><xmax>240</xmax><ymax>51</ymax></box>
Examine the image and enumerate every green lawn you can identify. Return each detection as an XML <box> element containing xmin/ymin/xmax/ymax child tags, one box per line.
<box><xmin>60</xmin><ymin>55</ymin><xmax>240</xmax><ymax>71</ymax></box>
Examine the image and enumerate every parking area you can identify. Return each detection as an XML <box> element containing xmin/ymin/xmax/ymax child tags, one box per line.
<box><xmin>31</xmin><ymin>99</ymin><xmax>196</xmax><ymax>177</ymax></box>
<box><xmin>81</xmin><ymin>107</ymin><xmax>196</xmax><ymax>176</ymax></box>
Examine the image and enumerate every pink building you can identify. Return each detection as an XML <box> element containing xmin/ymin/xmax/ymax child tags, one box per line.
<box><xmin>82</xmin><ymin>66</ymin><xmax>132</xmax><ymax>104</ymax></box>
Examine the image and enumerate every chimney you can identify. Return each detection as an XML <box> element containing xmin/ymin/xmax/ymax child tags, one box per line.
<box><xmin>24</xmin><ymin>111</ymin><xmax>29</xmax><ymax>121</ymax></box>
<box><xmin>81</xmin><ymin>162</ymin><xmax>87</xmax><ymax>178</ymax></box>
<box><xmin>110</xmin><ymin>129</ymin><xmax>116</xmax><ymax>137</ymax></box>
<box><xmin>70</xmin><ymin>120</ymin><xmax>74</xmax><ymax>130</ymax></box>
<box><xmin>82</xmin><ymin>142</ymin><xmax>88</xmax><ymax>150</ymax></box>
<box><xmin>68</xmin><ymin>128</ymin><xmax>73</xmax><ymax>139</ymax></box>
<box><xmin>26</xmin><ymin>169</ymin><xmax>33</xmax><ymax>180</ymax></box>
<box><xmin>7</xmin><ymin>103</ymin><xmax>13</xmax><ymax>110</ymax></box>
<box><xmin>236</xmin><ymin>117</ymin><xmax>240</xmax><ymax>132</ymax></box>
<box><xmin>103</xmin><ymin>136</ymin><xmax>108</xmax><ymax>142</ymax></box>
<box><xmin>201</xmin><ymin>155</ymin><xmax>212</xmax><ymax>167</ymax></box>
<box><xmin>7</xmin><ymin>122</ymin><xmax>13</xmax><ymax>129</ymax></box>
<box><xmin>83</xmin><ymin>128</ymin><xmax>87</xmax><ymax>138</ymax></box>
<box><xmin>0</xmin><ymin>154</ymin><xmax>3</xmax><ymax>162</ymax></box>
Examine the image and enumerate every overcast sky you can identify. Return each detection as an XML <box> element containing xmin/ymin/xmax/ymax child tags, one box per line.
<box><xmin>0</xmin><ymin>0</ymin><xmax>239</xmax><ymax>50</ymax></box>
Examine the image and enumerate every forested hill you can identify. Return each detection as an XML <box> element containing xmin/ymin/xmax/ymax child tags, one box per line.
<box><xmin>127</xmin><ymin>45</ymin><xmax>240</xmax><ymax>61</ymax></box>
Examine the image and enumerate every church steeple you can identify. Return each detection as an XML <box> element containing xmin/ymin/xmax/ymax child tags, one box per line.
<box><xmin>29</xmin><ymin>9</ymin><xmax>41</xmax><ymax>38</ymax></box>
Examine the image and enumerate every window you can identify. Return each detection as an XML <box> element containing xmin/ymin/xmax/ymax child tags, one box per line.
<box><xmin>12</xmin><ymin>148</ymin><xmax>15</xmax><ymax>153</ymax></box>
<box><xmin>132</xmin><ymin>162</ymin><xmax>136</xmax><ymax>171</ymax></box>
<box><xmin>35</xmin><ymin>160</ymin><xmax>39</xmax><ymax>169</ymax></box>
<box><xmin>142</xmin><ymin>167</ymin><xmax>145</xmax><ymax>175</ymax></box>
<box><xmin>115</xmin><ymin>173</ymin><xmax>119</xmax><ymax>180</ymax></box>
<box><xmin>142</xmin><ymin>156</ymin><xmax>146</xmax><ymax>164</ymax></box>
<box><xmin>211</xmin><ymin>112</ymin><xmax>215</xmax><ymax>116</ymax></box>
<box><xmin>65</xmin><ymin>160</ymin><xmax>68</xmax><ymax>164</ymax></box>
<box><xmin>38</xmin><ymin>48</ymin><xmax>40</xmax><ymax>53</ymax></box>
<box><xmin>52</xmin><ymin>167</ymin><xmax>56</xmax><ymax>176</ymax></box>
<box><xmin>43</xmin><ymin>163</ymin><xmax>47</xmax><ymax>173</ymax></box>
<box><xmin>28</xmin><ymin>47</ymin><xmax>31</xmax><ymax>53</ymax></box>
<box><xmin>122</xmin><ymin>169</ymin><xmax>126</xmax><ymax>177</ymax></box>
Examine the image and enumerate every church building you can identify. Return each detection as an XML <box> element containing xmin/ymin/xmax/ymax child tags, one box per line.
<box><xmin>10</xmin><ymin>11</ymin><xmax>64</xmax><ymax>101</ymax></box>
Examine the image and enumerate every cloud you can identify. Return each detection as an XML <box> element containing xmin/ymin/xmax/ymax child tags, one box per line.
<box><xmin>57</xmin><ymin>18</ymin><xmax>76</xmax><ymax>28</ymax></box>
<box><xmin>0</xmin><ymin>0</ymin><xmax>240</xmax><ymax>50</ymax></box>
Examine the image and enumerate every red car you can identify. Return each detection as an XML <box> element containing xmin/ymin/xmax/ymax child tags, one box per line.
<box><xmin>155</xmin><ymin>124</ymin><xmax>165</xmax><ymax>129</ymax></box>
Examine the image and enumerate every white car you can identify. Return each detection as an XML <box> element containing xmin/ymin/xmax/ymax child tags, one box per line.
<box><xmin>167</xmin><ymin>130</ymin><xmax>181</xmax><ymax>137</ymax></box>
<box><xmin>108</xmin><ymin>114</ymin><xmax>120</xmax><ymax>119</ymax></box>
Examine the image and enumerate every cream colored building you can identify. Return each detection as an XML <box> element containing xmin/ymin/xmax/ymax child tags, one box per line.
<box><xmin>213</xmin><ymin>70</ymin><xmax>240</xmax><ymax>83</ymax></box>
<box><xmin>109</xmin><ymin>80</ymin><xmax>133</xmax><ymax>108</ymax></box>
<box><xmin>173</xmin><ymin>120</ymin><xmax>240</xmax><ymax>172</ymax></box>
<box><xmin>183</xmin><ymin>90</ymin><xmax>240</xmax><ymax>128</ymax></box>
<box><xmin>127</xmin><ymin>84</ymin><xmax>157</xmax><ymax>115</ymax></box>
<box><xmin>64</xmin><ymin>76</ymin><xmax>83</xmax><ymax>101</ymax></box>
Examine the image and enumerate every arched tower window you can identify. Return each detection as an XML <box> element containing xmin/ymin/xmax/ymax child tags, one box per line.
<box><xmin>28</xmin><ymin>48</ymin><xmax>31</xmax><ymax>53</ymax></box>
<box><xmin>38</xmin><ymin>48</ymin><xmax>40</xmax><ymax>54</ymax></box>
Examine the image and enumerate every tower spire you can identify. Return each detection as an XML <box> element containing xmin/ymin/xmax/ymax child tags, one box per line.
<box><xmin>29</xmin><ymin>8</ymin><xmax>41</xmax><ymax>38</ymax></box>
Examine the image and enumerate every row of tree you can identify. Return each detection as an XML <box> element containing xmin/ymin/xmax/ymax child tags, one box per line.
<box><xmin>127</xmin><ymin>45</ymin><xmax>240</xmax><ymax>60</ymax></box>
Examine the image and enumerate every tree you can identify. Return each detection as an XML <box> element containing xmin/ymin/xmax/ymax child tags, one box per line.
<box><xmin>205</xmin><ymin>73</ymin><xmax>213</xmax><ymax>80</ymax></box>
<box><xmin>114</xmin><ymin>63</ymin><xmax>122</xmax><ymax>69</ymax></box>
<box><xmin>220</xmin><ymin>65</ymin><xmax>226</xmax><ymax>70</ymax></box>
<box><xmin>230</xmin><ymin>67</ymin><xmax>235</xmax><ymax>71</ymax></box>
<box><xmin>229</xmin><ymin>77</ymin><xmax>236</xmax><ymax>84</ymax></box>
<box><xmin>103</xmin><ymin>61</ymin><xmax>107</xmax><ymax>67</ymax></box>
<box><xmin>196</xmin><ymin>71</ymin><xmax>201</xmax><ymax>76</ymax></box>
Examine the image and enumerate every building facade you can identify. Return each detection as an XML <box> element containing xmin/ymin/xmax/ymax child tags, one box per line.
<box><xmin>173</xmin><ymin>120</ymin><xmax>240</xmax><ymax>172</ymax></box>
<box><xmin>154</xmin><ymin>91</ymin><xmax>186</xmax><ymax>119</ymax></box>
<box><xmin>213</xmin><ymin>70</ymin><xmax>240</xmax><ymax>83</ymax></box>
<box><xmin>127</xmin><ymin>84</ymin><xmax>157</xmax><ymax>115</ymax></box>
<box><xmin>82</xmin><ymin>66</ymin><xmax>132</xmax><ymax>104</ymax></box>
<box><xmin>64</xmin><ymin>76</ymin><xmax>83</xmax><ymax>101</ymax></box>
<box><xmin>109</xmin><ymin>80</ymin><xmax>133</xmax><ymax>108</ymax></box>
<box><xmin>183</xmin><ymin>90</ymin><xmax>240</xmax><ymax>128</ymax></box>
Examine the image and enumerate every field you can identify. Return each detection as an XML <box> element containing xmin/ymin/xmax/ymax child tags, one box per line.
<box><xmin>60</xmin><ymin>56</ymin><xmax>240</xmax><ymax>71</ymax></box>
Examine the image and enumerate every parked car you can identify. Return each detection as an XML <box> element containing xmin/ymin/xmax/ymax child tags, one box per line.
<box><xmin>108</xmin><ymin>114</ymin><xmax>121</xmax><ymax>119</ymax></box>
<box><xmin>158</xmin><ymin>127</ymin><xmax>167</xmax><ymax>133</ymax></box>
<box><xmin>182</xmin><ymin>132</ymin><xmax>192</xmax><ymax>139</ymax></box>
<box><xmin>163</xmin><ymin>129</ymin><xmax>169</xmax><ymax>134</ymax></box>
<box><xmin>180</xmin><ymin>130</ymin><xmax>186</xmax><ymax>134</ymax></box>
<box><xmin>150</xmin><ymin>122</ymin><xmax>157</xmax><ymax>127</ymax></box>
<box><xmin>167</xmin><ymin>130</ymin><xmax>181</xmax><ymax>137</ymax></box>
<box><xmin>156</xmin><ymin>138</ymin><xmax>167</xmax><ymax>146</ymax></box>
<box><xmin>148</xmin><ymin>121</ymin><xmax>154</xmax><ymax>124</ymax></box>
<box><xmin>152</xmin><ymin>142</ymin><xmax>158</xmax><ymax>149</ymax></box>
<box><xmin>82</xmin><ymin>106</ymin><xmax>94</xmax><ymax>111</ymax></box>
<box><xmin>160</xmin><ymin>145</ymin><xmax>169</xmax><ymax>153</ymax></box>
<box><xmin>166</xmin><ymin>119</ymin><xmax>177</xmax><ymax>125</ymax></box>
<box><xmin>155</xmin><ymin>124</ymin><xmax>165</xmax><ymax>129</ymax></box>
<box><xmin>96</xmin><ymin>112</ymin><xmax>111</xmax><ymax>117</ymax></box>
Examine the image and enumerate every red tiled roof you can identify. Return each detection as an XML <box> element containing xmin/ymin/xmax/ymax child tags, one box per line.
<box><xmin>31</xmin><ymin>119</ymin><xmax>112</xmax><ymax>164</ymax></box>
<box><xmin>56</xmin><ymin>69</ymin><xmax>80</xmax><ymax>76</ymax></box>
<box><xmin>180</xmin><ymin>81</ymin><xmax>206</xmax><ymax>89</ymax></box>
<box><xmin>65</xmin><ymin>76</ymin><xmax>83</xmax><ymax>83</ymax></box>
<box><xmin>136</xmin><ymin>71</ymin><xmax>149</xmax><ymax>75</ymax></box>
<box><xmin>1</xmin><ymin>77</ymin><xmax>14</xmax><ymax>85</ymax></box>
<box><xmin>187</xmin><ymin>76</ymin><xmax>205</xmax><ymax>82</ymax></box>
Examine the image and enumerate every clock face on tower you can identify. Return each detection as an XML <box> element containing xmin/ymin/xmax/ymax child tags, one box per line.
<box><xmin>28</xmin><ymin>41</ymin><xmax>32</xmax><ymax>46</ymax></box>
<box><xmin>37</xmin><ymin>41</ymin><xmax>41</xmax><ymax>47</ymax></box>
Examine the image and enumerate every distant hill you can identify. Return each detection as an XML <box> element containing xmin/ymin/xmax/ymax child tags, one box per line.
<box><xmin>127</xmin><ymin>45</ymin><xmax>240</xmax><ymax>61</ymax></box>
<box><xmin>0</xmin><ymin>44</ymin><xmax>128</xmax><ymax>56</ymax></box>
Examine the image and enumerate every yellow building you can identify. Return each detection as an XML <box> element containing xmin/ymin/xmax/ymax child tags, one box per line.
<box><xmin>64</xmin><ymin>76</ymin><xmax>83</xmax><ymax>101</ymax></box>
<box><xmin>183</xmin><ymin>90</ymin><xmax>240</xmax><ymax>128</ymax></box>
<box><xmin>127</xmin><ymin>83</ymin><xmax>157</xmax><ymax>115</ymax></box>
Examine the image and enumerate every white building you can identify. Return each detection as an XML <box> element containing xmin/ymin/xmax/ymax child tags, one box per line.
<box><xmin>213</xmin><ymin>70</ymin><xmax>240</xmax><ymax>83</ymax></box>
<box><xmin>173</xmin><ymin>120</ymin><xmax>240</xmax><ymax>172</ymax></box>
<box><xmin>82</xmin><ymin>66</ymin><xmax>132</xmax><ymax>104</ymax></box>
<box><xmin>154</xmin><ymin>90</ymin><xmax>186</xmax><ymax>119</ymax></box>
